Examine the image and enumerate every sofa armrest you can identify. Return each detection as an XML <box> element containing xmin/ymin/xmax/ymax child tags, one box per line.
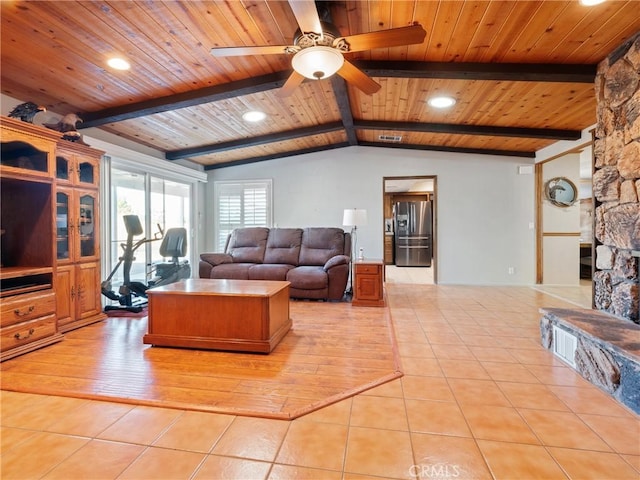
<box><xmin>199</xmin><ymin>253</ymin><xmax>232</xmax><ymax>278</ymax></box>
<box><xmin>323</xmin><ymin>254</ymin><xmax>349</xmax><ymax>271</ymax></box>
<box><xmin>200</xmin><ymin>252</ymin><xmax>233</xmax><ymax>266</ymax></box>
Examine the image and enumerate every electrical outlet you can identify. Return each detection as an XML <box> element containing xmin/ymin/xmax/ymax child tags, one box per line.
<box><xmin>508</xmin><ymin>267</ymin><xmax>515</xmax><ymax>275</ymax></box>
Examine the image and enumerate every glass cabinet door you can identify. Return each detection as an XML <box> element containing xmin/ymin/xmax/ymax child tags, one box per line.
<box><xmin>78</xmin><ymin>159</ymin><xmax>95</xmax><ymax>185</ymax></box>
<box><xmin>78</xmin><ymin>192</ymin><xmax>96</xmax><ymax>259</ymax></box>
<box><xmin>1</xmin><ymin>141</ymin><xmax>49</xmax><ymax>174</ymax></box>
<box><xmin>56</xmin><ymin>155</ymin><xmax>71</xmax><ymax>182</ymax></box>
<box><xmin>56</xmin><ymin>191</ymin><xmax>71</xmax><ymax>261</ymax></box>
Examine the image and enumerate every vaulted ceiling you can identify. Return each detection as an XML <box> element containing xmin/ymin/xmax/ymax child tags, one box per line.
<box><xmin>2</xmin><ymin>1</ymin><xmax>639</xmax><ymax>169</ymax></box>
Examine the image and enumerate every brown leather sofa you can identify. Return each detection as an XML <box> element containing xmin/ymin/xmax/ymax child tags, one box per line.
<box><xmin>199</xmin><ymin>227</ymin><xmax>351</xmax><ymax>301</ymax></box>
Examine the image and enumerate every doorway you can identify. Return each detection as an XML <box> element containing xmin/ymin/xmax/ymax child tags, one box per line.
<box><xmin>383</xmin><ymin>176</ymin><xmax>437</xmax><ymax>285</ymax></box>
<box><xmin>535</xmin><ymin>144</ymin><xmax>593</xmax><ymax>308</ymax></box>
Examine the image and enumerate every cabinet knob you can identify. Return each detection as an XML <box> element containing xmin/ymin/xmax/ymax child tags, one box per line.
<box><xmin>70</xmin><ymin>286</ymin><xmax>76</xmax><ymax>299</ymax></box>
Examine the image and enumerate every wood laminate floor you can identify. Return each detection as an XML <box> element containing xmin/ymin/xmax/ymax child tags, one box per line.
<box><xmin>0</xmin><ymin>300</ymin><xmax>401</xmax><ymax>420</ymax></box>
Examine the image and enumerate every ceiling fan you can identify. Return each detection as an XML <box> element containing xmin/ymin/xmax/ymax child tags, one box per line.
<box><xmin>210</xmin><ymin>0</ymin><xmax>426</xmax><ymax>96</ymax></box>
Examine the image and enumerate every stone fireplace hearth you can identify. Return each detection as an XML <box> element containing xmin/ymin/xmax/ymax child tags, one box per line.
<box><xmin>540</xmin><ymin>308</ymin><xmax>639</xmax><ymax>414</ymax></box>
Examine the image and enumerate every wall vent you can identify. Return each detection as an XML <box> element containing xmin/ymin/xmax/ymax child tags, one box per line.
<box><xmin>552</xmin><ymin>326</ymin><xmax>577</xmax><ymax>368</ymax></box>
<box><xmin>378</xmin><ymin>134</ymin><xmax>402</xmax><ymax>142</ymax></box>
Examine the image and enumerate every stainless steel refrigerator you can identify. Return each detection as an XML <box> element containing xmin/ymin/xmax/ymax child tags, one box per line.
<box><xmin>394</xmin><ymin>200</ymin><xmax>432</xmax><ymax>267</ymax></box>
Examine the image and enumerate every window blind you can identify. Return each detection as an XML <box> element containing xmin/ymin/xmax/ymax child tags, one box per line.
<box><xmin>214</xmin><ymin>180</ymin><xmax>272</xmax><ymax>251</ymax></box>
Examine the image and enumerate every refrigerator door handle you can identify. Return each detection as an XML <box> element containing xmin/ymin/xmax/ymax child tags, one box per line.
<box><xmin>397</xmin><ymin>236</ymin><xmax>430</xmax><ymax>240</ymax></box>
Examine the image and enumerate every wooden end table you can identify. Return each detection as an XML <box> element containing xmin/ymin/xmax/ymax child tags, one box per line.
<box><xmin>143</xmin><ymin>279</ymin><xmax>291</xmax><ymax>353</ymax></box>
<box><xmin>352</xmin><ymin>259</ymin><xmax>386</xmax><ymax>307</ymax></box>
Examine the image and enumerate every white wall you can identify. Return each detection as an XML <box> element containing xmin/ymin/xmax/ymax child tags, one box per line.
<box><xmin>206</xmin><ymin>146</ymin><xmax>536</xmax><ymax>285</ymax></box>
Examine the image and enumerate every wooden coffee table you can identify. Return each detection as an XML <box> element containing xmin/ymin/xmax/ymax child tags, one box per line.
<box><xmin>143</xmin><ymin>279</ymin><xmax>291</xmax><ymax>353</ymax></box>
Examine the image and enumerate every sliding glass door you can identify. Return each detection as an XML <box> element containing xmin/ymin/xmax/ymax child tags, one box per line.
<box><xmin>150</xmin><ymin>177</ymin><xmax>190</xmax><ymax>263</ymax></box>
<box><xmin>109</xmin><ymin>169</ymin><xmax>147</xmax><ymax>288</ymax></box>
<box><xmin>108</xmin><ymin>167</ymin><xmax>191</xmax><ymax>291</ymax></box>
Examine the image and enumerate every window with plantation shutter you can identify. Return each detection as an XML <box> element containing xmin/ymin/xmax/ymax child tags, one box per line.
<box><xmin>214</xmin><ymin>180</ymin><xmax>272</xmax><ymax>251</ymax></box>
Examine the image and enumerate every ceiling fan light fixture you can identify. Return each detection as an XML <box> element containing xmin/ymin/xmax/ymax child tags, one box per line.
<box><xmin>428</xmin><ymin>96</ymin><xmax>456</xmax><ymax>109</ymax></box>
<box><xmin>291</xmin><ymin>46</ymin><xmax>344</xmax><ymax>80</ymax></box>
<box><xmin>242</xmin><ymin>110</ymin><xmax>267</xmax><ymax>122</ymax></box>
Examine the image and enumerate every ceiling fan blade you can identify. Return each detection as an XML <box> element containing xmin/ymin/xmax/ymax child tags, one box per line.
<box><xmin>277</xmin><ymin>70</ymin><xmax>306</xmax><ymax>97</ymax></box>
<box><xmin>210</xmin><ymin>45</ymin><xmax>293</xmax><ymax>57</ymax></box>
<box><xmin>335</xmin><ymin>25</ymin><xmax>426</xmax><ymax>52</ymax></box>
<box><xmin>337</xmin><ymin>60</ymin><xmax>381</xmax><ymax>95</ymax></box>
<box><xmin>288</xmin><ymin>0</ymin><xmax>322</xmax><ymax>34</ymax></box>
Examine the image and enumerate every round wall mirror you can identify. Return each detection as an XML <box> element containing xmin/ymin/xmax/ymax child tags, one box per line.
<box><xmin>544</xmin><ymin>177</ymin><xmax>578</xmax><ymax>207</ymax></box>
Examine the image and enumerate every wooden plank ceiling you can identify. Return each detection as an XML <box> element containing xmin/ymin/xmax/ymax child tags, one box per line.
<box><xmin>1</xmin><ymin>1</ymin><xmax>639</xmax><ymax>169</ymax></box>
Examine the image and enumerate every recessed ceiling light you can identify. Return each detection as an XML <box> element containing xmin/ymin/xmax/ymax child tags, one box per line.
<box><xmin>107</xmin><ymin>57</ymin><xmax>130</xmax><ymax>70</ymax></box>
<box><xmin>579</xmin><ymin>0</ymin><xmax>605</xmax><ymax>5</ymax></box>
<box><xmin>242</xmin><ymin>110</ymin><xmax>266</xmax><ymax>122</ymax></box>
<box><xmin>428</xmin><ymin>96</ymin><xmax>456</xmax><ymax>109</ymax></box>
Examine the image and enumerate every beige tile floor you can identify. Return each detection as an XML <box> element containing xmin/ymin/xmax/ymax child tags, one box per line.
<box><xmin>387</xmin><ymin>265</ymin><xmax>594</xmax><ymax>310</ymax></box>
<box><xmin>2</xmin><ymin>283</ymin><xmax>638</xmax><ymax>480</ymax></box>
<box><xmin>532</xmin><ymin>279</ymin><xmax>593</xmax><ymax>309</ymax></box>
<box><xmin>386</xmin><ymin>265</ymin><xmax>434</xmax><ymax>285</ymax></box>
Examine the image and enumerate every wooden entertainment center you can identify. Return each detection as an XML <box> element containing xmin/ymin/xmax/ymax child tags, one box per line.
<box><xmin>0</xmin><ymin>116</ymin><xmax>106</xmax><ymax>361</ymax></box>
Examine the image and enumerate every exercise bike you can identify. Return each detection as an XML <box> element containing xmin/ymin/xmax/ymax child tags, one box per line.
<box><xmin>101</xmin><ymin>215</ymin><xmax>190</xmax><ymax>313</ymax></box>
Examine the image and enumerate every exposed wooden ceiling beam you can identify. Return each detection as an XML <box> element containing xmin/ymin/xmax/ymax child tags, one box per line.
<box><xmin>354</xmin><ymin>120</ymin><xmax>581</xmax><ymax>141</ymax></box>
<box><xmin>204</xmin><ymin>140</ymin><xmax>535</xmax><ymax>170</ymax></box>
<box><xmin>167</xmin><ymin>121</ymin><xmax>344</xmax><ymax>160</ymax></box>
<box><xmin>358</xmin><ymin>141</ymin><xmax>536</xmax><ymax>158</ymax></box>
<box><xmin>203</xmin><ymin>142</ymin><xmax>351</xmax><ymax>170</ymax></box>
<box><xmin>354</xmin><ymin>61</ymin><xmax>596</xmax><ymax>83</ymax></box>
<box><xmin>79</xmin><ymin>71</ymin><xmax>291</xmax><ymax>128</ymax></box>
<box><xmin>169</xmin><ymin>116</ymin><xmax>577</xmax><ymax>162</ymax></box>
<box><xmin>330</xmin><ymin>75</ymin><xmax>358</xmax><ymax>146</ymax></box>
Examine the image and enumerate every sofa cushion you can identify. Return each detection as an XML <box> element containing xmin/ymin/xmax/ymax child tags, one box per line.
<box><xmin>298</xmin><ymin>228</ymin><xmax>345</xmax><ymax>266</ymax></box>
<box><xmin>263</xmin><ymin>228</ymin><xmax>303</xmax><ymax>265</ymax></box>
<box><xmin>208</xmin><ymin>263</ymin><xmax>252</xmax><ymax>280</ymax></box>
<box><xmin>287</xmin><ymin>266</ymin><xmax>328</xmax><ymax>290</ymax></box>
<box><xmin>227</xmin><ymin>227</ymin><xmax>269</xmax><ymax>264</ymax></box>
<box><xmin>248</xmin><ymin>264</ymin><xmax>294</xmax><ymax>281</ymax></box>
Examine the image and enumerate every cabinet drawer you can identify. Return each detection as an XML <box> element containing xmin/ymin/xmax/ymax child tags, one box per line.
<box><xmin>1</xmin><ymin>290</ymin><xmax>56</xmax><ymax>327</ymax></box>
<box><xmin>354</xmin><ymin>264</ymin><xmax>381</xmax><ymax>275</ymax></box>
<box><xmin>1</xmin><ymin>314</ymin><xmax>57</xmax><ymax>351</ymax></box>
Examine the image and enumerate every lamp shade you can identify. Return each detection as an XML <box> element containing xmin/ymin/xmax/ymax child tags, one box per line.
<box><xmin>292</xmin><ymin>46</ymin><xmax>344</xmax><ymax>80</ymax></box>
<box><xmin>343</xmin><ymin>208</ymin><xmax>368</xmax><ymax>227</ymax></box>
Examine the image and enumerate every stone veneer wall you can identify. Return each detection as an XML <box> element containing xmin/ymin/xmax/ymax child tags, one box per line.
<box><xmin>593</xmin><ymin>32</ymin><xmax>640</xmax><ymax>324</ymax></box>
